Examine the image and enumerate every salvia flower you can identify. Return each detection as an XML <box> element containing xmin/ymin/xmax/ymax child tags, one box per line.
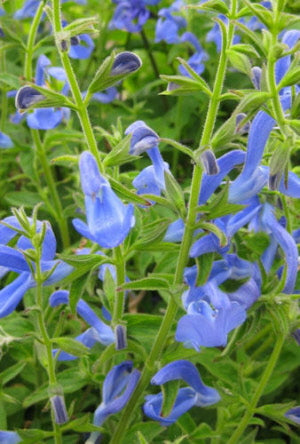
<box><xmin>69</xmin><ymin>34</ymin><xmax>95</xmax><ymax>59</ymax></box>
<box><xmin>249</xmin><ymin>202</ymin><xmax>298</xmax><ymax>294</ymax></box>
<box><xmin>0</xmin><ymin>132</ymin><xmax>13</xmax><ymax>149</ymax></box>
<box><xmin>155</xmin><ymin>0</ymin><xmax>186</xmax><ymax>44</ymax></box>
<box><xmin>126</xmin><ymin>120</ymin><xmax>170</xmax><ymax>196</ymax></box>
<box><xmin>110</xmin><ymin>0</ymin><xmax>160</xmax><ymax>33</ymax></box>
<box><xmin>284</xmin><ymin>406</ymin><xmax>300</xmax><ymax>424</ymax></box>
<box><xmin>179</xmin><ymin>32</ymin><xmax>208</xmax><ymax>77</ymax></box>
<box><xmin>0</xmin><ymin>216</ymin><xmax>72</xmax><ymax>318</ymax></box>
<box><xmin>73</xmin><ymin>151</ymin><xmax>135</xmax><ymax>248</ymax></box>
<box><xmin>50</xmin><ymin>290</ymin><xmax>115</xmax><ymax>360</ymax></box>
<box><xmin>175</xmin><ymin>254</ymin><xmax>261</xmax><ymax>350</ymax></box>
<box><xmin>143</xmin><ymin>360</ymin><xmax>220</xmax><ymax>426</ymax></box>
<box><xmin>0</xmin><ymin>431</ymin><xmax>21</xmax><ymax>444</ymax></box>
<box><xmin>87</xmin><ymin>361</ymin><xmax>140</xmax><ymax>443</ymax></box>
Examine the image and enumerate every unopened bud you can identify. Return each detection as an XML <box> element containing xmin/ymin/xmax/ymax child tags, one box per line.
<box><xmin>50</xmin><ymin>395</ymin><xmax>69</xmax><ymax>424</ymax></box>
<box><xmin>200</xmin><ymin>150</ymin><xmax>219</xmax><ymax>175</ymax></box>
<box><xmin>115</xmin><ymin>324</ymin><xmax>127</xmax><ymax>350</ymax></box>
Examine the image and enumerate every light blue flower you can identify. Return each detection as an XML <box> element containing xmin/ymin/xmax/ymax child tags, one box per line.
<box><xmin>179</xmin><ymin>32</ymin><xmax>208</xmax><ymax>77</ymax></box>
<box><xmin>285</xmin><ymin>406</ymin><xmax>300</xmax><ymax>424</ymax></box>
<box><xmin>87</xmin><ymin>361</ymin><xmax>140</xmax><ymax>443</ymax></box>
<box><xmin>73</xmin><ymin>151</ymin><xmax>135</xmax><ymax>248</ymax></box>
<box><xmin>155</xmin><ymin>0</ymin><xmax>186</xmax><ymax>44</ymax></box>
<box><xmin>110</xmin><ymin>0</ymin><xmax>160</xmax><ymax>33</ymax></box>
<box><xmin>50</xmin><ymin>290</ymin><xmax>115</xmax><ymax>360</ymax></box>
<box><xmin>0</xmin><ymin>132</ymin><xmax>13</xmax><ymax>149</ymax></box>
<box><xmin>0</xmin><ymin>431</ymin><xmax>21</xmax><ymax>444</ymax></box>
<box><xmin>68</xmin><ymin>34</ymin><xmax>95</xmax><ymax>59</ymax></box>
<box><xmin>143</xmin><ymin>360</ymin><xmax>220</xmax><ymax>426</ymax></box>
<box><xmin>0</xmin><ymin>216</ymin><xmax>72</xmax><ymax>318</ymax></box>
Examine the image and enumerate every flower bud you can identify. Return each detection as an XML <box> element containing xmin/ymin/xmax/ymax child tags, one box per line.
<box><xmin>50</xmin><ymin>395</ymin><xmax>69</xmax><ymax>425</ymax></box>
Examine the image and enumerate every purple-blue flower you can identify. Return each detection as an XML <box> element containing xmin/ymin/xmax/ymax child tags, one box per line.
<box><xmin>179</xmin><ymin>32</ymin><xmax>208</xmax><ymax>77</ymax></box>
<box><xmin>68</xmin><ymin>34</ymin><xmax>95</xmax><ymax>59</ymax></box>
<box><xmin>0</xmin><ymin>216</ymin><xmax>72</xmax><ymax>318</ymax></box>
<box><xmin>175</xmin><ymin>254</ymin><xmax>261</xmax><ymax>350</ymax></box>
<box><xmin>14</xmin><ymin>0</ymin><xmax>86</xmax><ymax>19</ymax></box>
<box><xmin>50</xmin><ymin>290</ymin><xmax>115</xmax><ymax>360</ymax></box>
<box><xmin>0</xmin><ymin>132</ymin><xmax>13</xmax><ymax>149</ymax></box>
<box><xmin>0</xmin><ymin>431</ymin><xmax>21</xmax><ymax>444</ymax></box>
<box><xmin>73</xmin><ymin>151</ymin><xmax>135</xmax><ymax>248</ymax></box>
<box><xmin>143</xmin><ymin>360</ymin><xmax>220</xmax><ymax>426</ymax></box>
<box><xmin>155</xmin><ymin>0</ymin><xmax>186</xmax><ymax>44</ymax></box>
<box><xmin>110</xmin><ymin>0</ymin><xmax>160</xmax><ymax>33</ymax></box>
<box><xmin>126</xmin><ymin>120</ymin><xmax>170</xmax><ymax>197</ymax></box>
<box><xmin>285</xmin><ymin>406</ymin><xmax>300</xmax><ymax>424</ymax></box>
<box><xmin>87</xmin><ymin>361</ymin><xmax>140</xmax><ymax>442</ymax></box>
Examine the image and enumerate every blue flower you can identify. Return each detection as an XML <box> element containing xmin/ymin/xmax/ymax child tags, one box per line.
<box><xmin>14</xmin><ymin>0</ymin><xmax>86</xmax><ymax>19</ymax></box>
<box><xmin>73</xmin><ymin>151</ymin><xmax>135</xmax><ymax>248</ymax></box>
<box><xmin>68</xmin><ymin>34</ymin><xmax>95</xmax><ymax>59</ymax></box>
<box><xmin>143</xmin><ymin>360</ymin><xmax>220</xmax><ymax>426</ymax></box>
<box><xmin>155</xmin><ymin>0</ymin><xmax>186</xmax><ymax>44</ymax></box>
<box><xmin>0</xmin><ymin>216</ymin><xmax>72</xmax><ymax>318</ymax></box>
<box><xmin>0</xmin><ymin>132</ymin><xmax>13</xmax><ymax>149</ymax></box>
<box><xmin>179</xmin><ymin>32</ymin><xmax>208</xmax><ymax>77</ymax></box>
<box><xmin>249</xmin><ymin>203</ymin><xmax>298</xmax><ymax>294</ymax></box>
<box><xmin>126</xmin><ymin>120</ymin><xmax>170</xmax><ymax>197</ymax></box>
<box><xmin>0</xmin><ymin>431</ymin><xmax>21</xmax><ymax>444</ymax></box>
<box><xmin>285</xmin><ymin>406</ymin><xmax>300</xmax><ymax>424</ymax></box>
<box><xmin>110</xmin><ymin>0</ymin><xmax>159</xmax><ymax>33</ymax></box>
<box><xmin>228</xmin><ymin>96</ymin><xmax>293</xmax><ymax>203</ymax></box>
<box><xmin>175</xmin><ymin>254</ymin><xmax>261</xmax><ymax>350</ymax></box>
<box><xmin>50</xmin><ymin>290</ymin><xmax>115</xmax><ymax>360</ymax></box>
<box><xmin>87</xmin><ymin>361</ymin><xmax>140</xmax><ymax>442</ymax></box>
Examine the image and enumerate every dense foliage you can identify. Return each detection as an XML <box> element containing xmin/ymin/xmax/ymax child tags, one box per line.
<box><xmin>0</xmin><ymin>0</ymin><xmax>300</xmax><ymax>443</ymax></box>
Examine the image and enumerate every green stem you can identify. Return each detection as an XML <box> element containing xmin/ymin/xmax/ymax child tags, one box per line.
<box><xmin>110</xmin><ymin>3</ymin><xmax>236</xmax><ymax>442</ymax></box>
<box><xmin>112</xmin><ymin>245</ymin><xmax>126</xmax><ymax>326</ymax></box>
<box><xmin>0</xmin><ymin>50</ymin><xmax>7</xmax><ymax>132</ymax></box>
<box><xmin>23</xmin><ymin>1</ymin><xmax>70</xmax><ymax>248</ymax></box>
<box><xmin>24</xmin><ymin>0</ymin><xmax>44</xmax><ymax>80</ymax></box>
<box><xmin>35</xmin><ymin>250</ymin><xmax>62</xmax><ymax>444</ymax></box>
<box><xmin>32</xmin><ymin>129</ymin><xmax>70</xmax><ymax>249</ymax></box>
<box><xmin>51</xmin><ymin>0</ymin><xmax>104</xmax><ymax>173</ymax></box>
<box><xmin>227</xmin><ymin>334</ymin><xmax>285</xmax><ymax>444</ymax></box>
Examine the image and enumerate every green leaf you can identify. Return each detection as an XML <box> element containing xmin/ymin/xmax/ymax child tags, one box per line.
<box><xmin>228</xmin><ymin>48</ymin><xmax>252</xmax><ymax>75</ymax></box>
<box><xmin>202</xmin><ymin>184</ymin><xmax>245</xmax><ymax>220</ymax></box>
<box><xmin>190</xmin><ymin>423</ymin><xmax>219</xmax><ymax>439</ymax></box>
<box><xmin>17</xmin><ymin>429</ymin><xmax>53</xmax><ymax>443</ymax></box>
<box><xmin>60</xmin><ymin>414</ymin><xmax>104</xmax><ymax>433</ymax></box>
<box><xmin>1</xmin><ymin>362</ymin><xmax>26</xmax><ymax>385</ymax></box>
<box><xmin>109</xmin><ymin>177</ymin><xmax>150</xmax><ymax>206</ymax></box>
<box><xmin>123</xmin><ymin>314</ymin><xmax>164</xmax><ymax>351</ymax></box>
<box><xmin>160</xmin><ymin>138</ymin><xmax>194</xmax><ymax>159</ymax></box>
<box><xmin>52</xmin><ymin>337</ymin><xmax>90</xmax><ymax>357</ymax></box>
<box><xmin>119</xmin><ymin>275</ymin><xmax>170</xmax><ymax>291</ymax></box>
<box><xmin>58</xmin><ymin>253</ymin><xmax>110</xmax><ymax>268</ymax></box>
<box><xmin>124</xmin><ymin>422</ymin><xmax>164</xmax><ymax>444</ymax></box>
<box><xmin>23</xmin><ymin>368</ymin><xmax>89</xmax><ymax>407</ymax></box>
<box><xmin>0</xmin><ymin>73</ymin><xmax>21</xmax><ymax>90</ymax></box>
<box><xmin>5</xmin><ymin>191</ymin><xmax>41</xmax><ymax>208</ymax></box>
<box><xmin>133</xmin><ymin>218</ymin><xmax>170</xmax><ymax>248</ymax></box>
<box><xmin>187</xmin><ymin>0</ymin><xmax>229</xmax><ymax>14</ymax></box>
<box><xmin>104</xmin><ymin>134</ymin><xmax>138</xmax><ymax>167</ymax></box>
<box><xmin>161</xmin><ymin>380</ymin><xmax>180</xmax><ymax>417</ymax></box>
<box><xmin>69</xmin><ymin>274</ymin><xmax>88</xmax><ymax>314</ymax></box>
<box><xmin>160</xmin><ymin>74</ymin><xmax>211</xmax><ymax>96</ymax></box>
<box><xmin>164</xmin><ymin>171</ymin><xmax>186</xmax><ymax>218</ymax></box>
<box><xmin>230</xmin><ymin>43</ymin><xmax>260</xmax><ymax>58</ymax></box>
<box><xmin>196</xmin><ymin>221</ymin><xmax>227</xmax><ymax>247</ymax></box>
